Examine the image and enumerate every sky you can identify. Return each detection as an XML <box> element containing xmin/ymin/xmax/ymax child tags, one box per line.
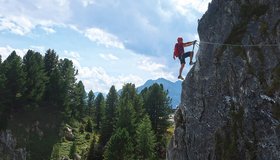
<box><xmin>0</xmin><ymin>0</ymin><xmax>212</xmax><ymax>93</ymax></box>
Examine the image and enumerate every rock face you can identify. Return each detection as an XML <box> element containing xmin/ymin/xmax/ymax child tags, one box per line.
<box><xmin>167</xmin><ymin>0</ymin><xmax>280</xmax><ymax>159</ymax></box>
<box><xmin>0</xmin><ymin>130</ymin><xmax>27</xmax><ymax>160</ymax></box>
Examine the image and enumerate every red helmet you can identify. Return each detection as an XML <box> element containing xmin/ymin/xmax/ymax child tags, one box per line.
<box><xmin>177</xmin><ymin>37</ymin><xmax>183</xmax><ymax>42</ymax></box>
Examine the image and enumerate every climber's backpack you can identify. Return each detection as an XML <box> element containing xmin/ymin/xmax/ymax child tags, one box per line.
<box><xmin>174</xmin><ymin>43</ymin><xmax>180</xmax><ymax>57</ymax></box>
<box><xmin>174</xmin><ymin>40</ymin><xmax>197</xmax><ymax>58</ymax></box>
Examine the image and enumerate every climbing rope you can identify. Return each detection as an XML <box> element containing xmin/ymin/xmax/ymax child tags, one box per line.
<box><xmin>197</xmin><ymin>40</ymin><xmax>279</xmax><ymax>47</ymax></box>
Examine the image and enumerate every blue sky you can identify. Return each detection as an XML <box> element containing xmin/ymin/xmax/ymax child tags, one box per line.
<box><xmin>0</xmin><ymin>0</ymin><xmax>211</xmax><ymax>93</ymax></box>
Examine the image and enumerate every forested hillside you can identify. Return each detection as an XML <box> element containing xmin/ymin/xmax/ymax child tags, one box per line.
<box><xmin>0</xmin><ymin>50</ymin><xmax>173</xmax><ymax>160</ymax></box>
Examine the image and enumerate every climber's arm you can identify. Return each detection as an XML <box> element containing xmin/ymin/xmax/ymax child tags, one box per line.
<box><xmin>183</xmin><ymin>41</ymin><xmax>193</xmax><ymax>47</ymax></box>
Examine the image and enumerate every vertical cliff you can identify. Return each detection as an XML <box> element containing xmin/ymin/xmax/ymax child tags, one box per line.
<box><xmin>167</xmin><ymin>0</ymin><xmax>280</xmax><ymax>159</ymax></box>
<box><xmin>0</xmin><ymin>130</ymin><xmax>27</xmax><ymax>160</ymax></box>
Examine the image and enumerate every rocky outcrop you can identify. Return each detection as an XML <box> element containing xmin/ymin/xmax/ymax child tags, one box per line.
<box><xmin>64</xmin><ymin>126</ymin><xmax>75</xmax><ymax>141</ymax></box>
<box><xmin>167</xmin><ymin>0</ymin><xmax>280</xmax><ymax>159</ymax></box>
<box><xmin>0</xmin><ymin>130</ymin><xmax>27</xmax><ymax>160</ymax></box>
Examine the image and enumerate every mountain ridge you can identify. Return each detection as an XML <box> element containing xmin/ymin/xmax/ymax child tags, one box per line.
<box><xmin>136</xmin><ymin>78</ymin><xmax>182</xmax><ymax>109</ymax></box>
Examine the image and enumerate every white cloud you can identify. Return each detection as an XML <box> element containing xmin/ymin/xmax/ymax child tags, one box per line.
<box><xmin>138</xmin><ymin>57</ymin><xmax>165</xmax><ymax>72</ymax></box>
<box><xmin>0</xmin><ymin>46</ymin><xmax>27</xmax><ymax>60</ymax></box>
<box><xmin>170</xmin><ymin>0</ymin><xmax>211</xmax><ymax>22</ymax></box>
<box><xmin>84</xmin><ymin>28</ymin><xmax>125</xmax><ymax>49</ymax></box>
<box><xmin>0</xmin><ymin>16</ymin><xmax>33</xmax><ymax>35</ymax></box>
<box><xmin>41</xmin><ymin>26</ymin><xmax>56</xmax><ymax>34</ymax></box>
<box><xmin>62</xmin><ymin>50</ymin><xmax>142</xmax><ymax>92</ymax></box>
<box><xmin>137</xmin><ymin>56</ymin><xmax>176</xmax><ymax>81</ymax></box>
<box><xmin>81</xmin><ymin>0</ymin><xmax>95</xmax><ymax>7</ymax></box>
<box><xmin>30</xmin><ymin>45</ymin><xmax>45</xmax><ymax>53</ymax></box>
<box><xmin>68</xmin><ymin>24</ymin><xmax>83</xmax><ymax>33</ymax></box>
<box><xmin>172</xmin><ymin>0</ymin><xmax>211</xmax><ymax>14</ymax></box>
<box><xmin>64</xmin><ymin>50</ymin><xmax>81</xmax><ymax>59</ymax></box>
<box><xmin>156</xmin><ymin>0</ymin><xmax>173</xmax><ymax>21</ymax></box>
<box><xmin>56</xmin><ymin>0</ymin><xmax>69</xmax><ymax>6</ymax></box>
<box><xmin>135</xmin><ymin>13</ymin><xmax>159</xmax><ymax>33</ymax></box>
<box><xmin>99</xmin><ymin>53</ymin><xmax>119</xmax><ymax>61</ymax></box>
<box><xmin>0</xmin><ymin>0</ymin><xmax>71</xmax><ymax>35</ymax></box>
<box><xmin>77</xmin><ymin>65</ymin><xmax>143</xmax><ymax>93</ymax></box>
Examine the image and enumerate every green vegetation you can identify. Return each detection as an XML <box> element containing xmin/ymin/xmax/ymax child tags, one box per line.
<box><xmin>99</xmin><ymin>86</ymin><xmax>118</xmax><ymax>146</ymax></box>
<box><xmin>135</xmin><ymin>115</ymin><xmax>156</xmax><ymax>160</ymax></box>
<box><xmin>0</xmin><ymin>50</ymin><xmax>173</xmax><ymax>160</ymax></box>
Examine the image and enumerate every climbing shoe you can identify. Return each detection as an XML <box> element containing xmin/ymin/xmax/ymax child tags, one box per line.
<box><xmin>189</xmin><ymin>61</ymin><xmax>195</xmax><ymax>65</ymax></box>
<box><xmin>178</xmin><ymin>75</ymin><xmax>184</xmax><ymax>80</ymax></box>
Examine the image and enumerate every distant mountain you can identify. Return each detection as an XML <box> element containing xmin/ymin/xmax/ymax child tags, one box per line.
<box><xmin>136</xmin><ymin>78</ymin><xmax>182</xmax><ymax>108</ymax></box>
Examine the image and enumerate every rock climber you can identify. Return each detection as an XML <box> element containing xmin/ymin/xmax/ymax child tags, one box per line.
<box><xmin>173</xmin><ymin>37</ymin><xmax>196</xmax><ymax>80</ymax></box>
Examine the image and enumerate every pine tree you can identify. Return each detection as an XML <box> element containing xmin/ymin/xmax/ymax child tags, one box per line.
<box><xmin>87</xmin><ymin>136</ymin><xmax>96</xmax><ymax>160</ymax></box>
<box><xmin>120</xmin><ymin>83</ymin><xmax>144</xmax><ymax>123</ymax></box>
<box><xmin>58</xmin><ymin>58</ymin><xmax>77</xmax><ymax>117</ymax></box>
<box><xmin>69</xmin><ymin>141</ymin><xmax>77</xmax><ymax>159</ymax></box>
<box><xmin>115</xmin><ymin>83</ymin><xmax>141</xmax><ymax>140</ymax></box>
<box><xmin>116</xmin><ymin>99</ymin><xmax>136</xmax><ymax>136</ymax></box>
<box><xmin>141</xmin><ymin>83</ymin><xmax>172</xmax><ymax>158</ymax></box>
<box><xmin>23</xmin><ymin>50</ymin><xmax>47</xmax><ymax>104</ymax></box>
<box><xmin>99</xmin><ymin>85</ymin><xmax>118</xmax><ymax>146</ymax></box>
<box><xmin>87</xmin><ymin>90</ymin><xmax>95</xmax><ymax>116</ymax></box>
<box><xmin>1</xmin><ymin>51</ymin><xmax>25</xmax><ymax>107</ymax></box>
<box><xmin>0</xmin><ymin>57</ymin><xmax>8</xmax><ymax>129</ymax></box>
<box><xmin>0</xmin><ymin>58</ymin><xmax>6</xmax><ymax>99</ymax></box>
<box><xmin>43</xmin><ymin>49</ymin><xmax>60</xmax><ymax>106</ymax></box>
<box><xmin>103</xmin><ymin>128</ymin><xmax>133</xmax><ymax>160</ymax></box>
<box><xmin>135</xmin><ymin>115</ymin><xmax>156</xmax><ymax>160</ymax></box>
<box><xmin>72</xmin><ymin>81</ymin><xmax>86</xmax><ymax>117</ymax></box>
<box><xmin>87</xmin><ymin>136</ymin><xmax>103</xmax><ymax>160</ymax></box>
<box><xmin>94</xmin><ymin>93</ymin><xmax>105</xmax><ymax>131</ymax></box>
<box><xmin>141</xmin><ymin>83</ymin><xmax>172</xmax><ymax>137</ymax></box>
<box><xmin>44</xmin><ymin>49</ymin><xmax>59</xmax><ymax>76</ymax></box>
<box><xmin>85</xmin><ymin>118</ymin><xmax>93</xmax><ymax>133</ymax></box>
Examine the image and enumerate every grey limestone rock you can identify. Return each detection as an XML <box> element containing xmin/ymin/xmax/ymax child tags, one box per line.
<box><xmin>167</xmin><ymin>0</ymin><xmax>280</xmax><ymax>159</ymax></box>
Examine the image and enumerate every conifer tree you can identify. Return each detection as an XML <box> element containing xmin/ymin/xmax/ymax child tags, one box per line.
<box><xmin>0</xmin><ymin>57</ymin><xmax>8</xmax><ymax>129</ymax></box>
<box><xmin>141</xmin><ymin>83</ymin><xmax>172</xmax><ymax>158</ymax></box>
<box><xmin>120</xmin><ymin>83</ymin><xmax>144</xmax><ymax>123</ymax></box>
<box><xmin>43</xmin><ymin>49</ymin><xmax>60</xmax><ymax>106</ymax></box>
<box><xmin>58</xmin><ymin>58</ymin><xmax>77</xmax><ymax>116</ymax></box>
<box><xmin>141</xmin><ymin>83</ymin><xmax>172</xmax><ymax>137</ymax></box>
<box><xmin>1</xmin><ymin>51</ymin><xmax>25</xmax><ymax>106</ymax></box>
<box><xmin>116</xmin><ymin>99</ymin><xmax>136</xmax><ymax>136</ymax></box>
<box><xmin>72</xmin><ymin>81</ymin><xmax>86</xmax><ymax>117</ymax></box>
<box><xmin>87</xmin><ymin>136</ymin><xmax>96</xmax><ymax>160</ymax></box>
<box><xmin>23</xmin><ymin>50</ymin><xmax>47</xmax><ymax>104</ymax></box>
<box><xmin>99</xmin><ymin>85</ymin><xmax>118</xmax><ymax>146</ymax></box>
<box><xmin>103</xmin><ymin>128</ymin><xmax>133</xmax><ymax>160</ymax></box>
<box><xmin>69</xmin><ymin>141</ymin><xmax>77</xmax><ymax>159</ymax></box>
<box><xmin>0</xmin><ymin>57</ymin><xmax>5</xmax><ymax>99</ymax></box>
<box><xmin>135</xmin><ymin>115</ymin><xmax>156</xmax><ymax>160</ymax></box>
<box><xmin>94</xmin><ymin>93</ymin><xmax>105</xmax><ymax>131</ymax></box>
<box><xmin>44</xmin><ymin>49</ymin><xmax>58</xmax><ymax>76</ymax></box>
<box><xmin>85</xmin><ymin>118</ymin><xmax>93</xmax><ymax>133</ymax></box>
<box><xmin>87</xmin><ymin>90</ymin><xmax>95</xmax><ymax>116</ymax></box>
